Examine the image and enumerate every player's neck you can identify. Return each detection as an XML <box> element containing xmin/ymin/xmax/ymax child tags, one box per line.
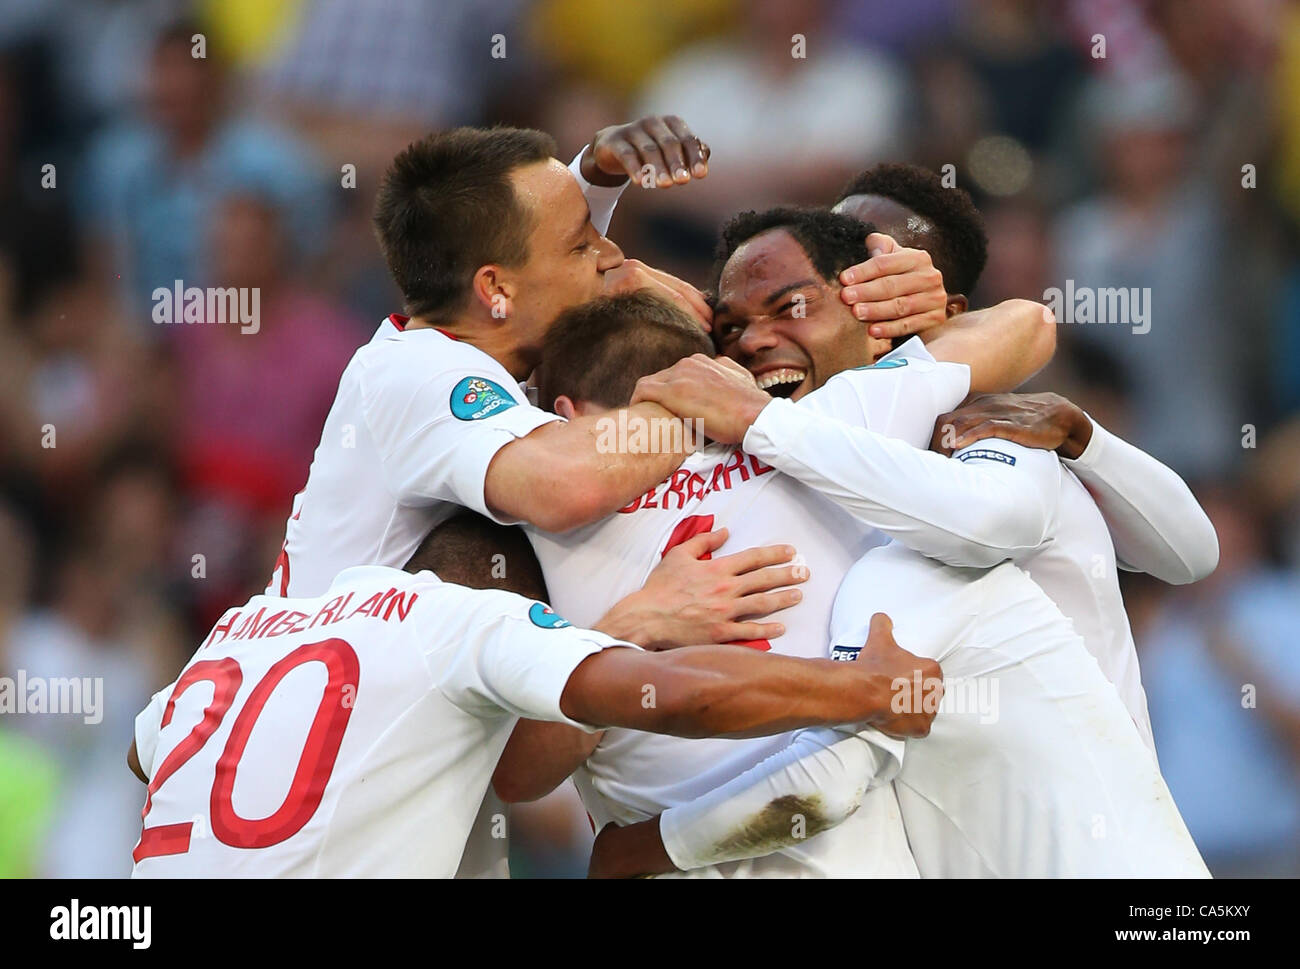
<box><xmin>406</xmin><ymin>315</ymin><xmax>532</xmax><ymax>380</ymax></box>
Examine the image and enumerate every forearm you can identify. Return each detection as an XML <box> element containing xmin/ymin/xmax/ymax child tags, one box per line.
<box><xmin>560</xmin><ymin>646</ymin><xmax>891</xmax><ymax>740</ymax></box>
<box><xmin>493</xmin><ymin>718</ymin><xmax>601</xmax><ymax>803</ymax></box>
<box><xmin>662</xmin><ymin>725</ymin><xmax>895</xmax><ymax>870</ymax></box>
<box><xmin>1064</xmin><ymin>418</ymin><xmax>1219</xmax><ymax>583</ymax></box>
<box><xmin>486</xmin><ymin>404</ymin><xmax>687</xmax><ymax>532</ymax></box>
<box><xmin>926</xmin><ymin>299</ymin><xmax>1055</xmax><ymax>392</ymax></box>
<box><xmin>744</xmin><ymin>399</ymin><xmax>1052</xmax><ymax>567</ymax></box>
<box><xmin>596</xmin><ymin>726</ymin><xmax>894</xmax><ymax>877</ymax></box>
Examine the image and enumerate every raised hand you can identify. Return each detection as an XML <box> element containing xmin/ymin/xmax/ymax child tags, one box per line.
<box><xmin>838</xmin><ymin>233</ymin><xmax>948</xmax><ymax>341</ymax></box>
<box><xmin>581</xmin><ymin>115</ymin><xmax>711</xmax><ymax>189</ymax></box>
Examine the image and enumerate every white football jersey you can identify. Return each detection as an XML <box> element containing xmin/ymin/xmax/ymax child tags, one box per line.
<box><xmin>659</xmin><ymin>544</ymin><xmax>1206</xmax><ymax>877</ymax></box>
<box><xmin>131</xmin><ymin>567</ymin><xmax>622</xmax><ymax>878</ymax></box>
<box><xmin>525</xmin><ymin>345</ymin><xmax>969</xmax><ymax>876</ymax></box>
<box><xmin>741</xmin><ymin>399</ymin><xmax>1156</xmax><ymax>751</ymax></box>
<box><xmin>829</xmin><ymin>544</ymin><xmax>1206</xmax><ymax>876</ymax></box>
<box><xmin>266</xmin><ymin>149</ymin><xmax>624</xmax><ymax>600</ymax></box>
<box><xmin>266</xmin><ymin>319</ymin><xmax>560</xmax><ymax>599</ymax></box>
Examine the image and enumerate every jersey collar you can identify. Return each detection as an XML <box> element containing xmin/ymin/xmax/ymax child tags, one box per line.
<box><xmin>388</xmin><ymin>313</ymin><xmax>458</xmax><ymax>342</ymax></box>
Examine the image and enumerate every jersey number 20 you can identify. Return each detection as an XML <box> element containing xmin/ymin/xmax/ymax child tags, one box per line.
<box><xmin>133</xmin><ymin>638</ymin><xmax>359</xmax><ymax>862</ymax></box>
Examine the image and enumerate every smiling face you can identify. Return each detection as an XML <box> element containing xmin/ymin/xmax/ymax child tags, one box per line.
<box><xmin>713</xmin><ymin>228</ymin><xmax>890</xmax><ymax>401</ymax></box>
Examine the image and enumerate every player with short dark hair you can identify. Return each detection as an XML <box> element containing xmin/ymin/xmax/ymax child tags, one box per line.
<box><xmin>711</xmin><ymin>207</ymin><xmax>1053</xmax><ymax>401</ymax></box>
<box><xmin>372</xmin><ymin>128</ymin><xmax>561</xmax><ymax>325</ymax></box>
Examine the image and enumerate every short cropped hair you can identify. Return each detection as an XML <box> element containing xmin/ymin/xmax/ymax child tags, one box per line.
<box><xmin>533</xmin><ymin>291</ymin><xmax>712</xmax><ymax>411</ymax></box>
<box><xmin>404</xmin><ymin>511</ymin><xmax>548</xmax><ymax>600</ymax></box>
<box><xmin>709</xmin><ymin>207</ymin><xmax>876</xmax><ymax>294</ymax></box>
<box><xmin>835</xmin><ymin>163</ymin><xmax>987</xmax><ymax>296</ymax></box>
<box><xmin>373</xmin><ymin>126</ymin><xmax>557</xmax><ymax>323</ymax></box>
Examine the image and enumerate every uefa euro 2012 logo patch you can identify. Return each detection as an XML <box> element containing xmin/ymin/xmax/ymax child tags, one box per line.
<box><xmin>450</xmin><ymin>376</ymin><xmax>517</xmax><ymax>421</ymax></box>
<box><xmin>528</xmin><ymin>603</ymin><xmax>572</xmax><ymax>628</ymax></box>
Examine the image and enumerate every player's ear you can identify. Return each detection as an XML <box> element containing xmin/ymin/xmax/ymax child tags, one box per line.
<box><xmin>471</xmin><ymin>264</ymin><xmax>513</xmax><ymax>321</ymax></box>
<box><xmin>553</xmin><ymin>395</ymin><xmax>579</xmax><ymax>420</ymax></box>
<box><xmin>946</xmin><ymin>294</ymin><xmax>969</xmax><ymax>318</ymax></box>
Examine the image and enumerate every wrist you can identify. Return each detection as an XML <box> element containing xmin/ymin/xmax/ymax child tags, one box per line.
<box><xmin>594</xmin><ymin>598</ymin><xmax>651</xmax><ymax>648</ymax></box>
<box><xmin>622</xmin><ymin>816</ymin><xmax>675</xmax><ymax>877</ymax></box>
<box><xmin>1057</xmin><ymin>402</ymin><xmax>1094</xmax><ymax>461</ymax></box>
<box><xmin>740</xmin><ymin>394</ymin><xmax>772</xmax><ymax>434</ymax></box>
<box><xmin>579</xmin><ymin>145</ymin><xmax>628</xmax><ymax>188</ymax></box>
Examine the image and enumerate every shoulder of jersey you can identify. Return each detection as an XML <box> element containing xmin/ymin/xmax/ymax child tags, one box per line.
<box><xmin>527</xmin><ymin>602</ymin><xmax>572</xmax><ymax>629</ymax></box>
<box><xmin>449</xmin><ymin>375</ymin><xmax>519</xmax><ymax>421</ymax></box>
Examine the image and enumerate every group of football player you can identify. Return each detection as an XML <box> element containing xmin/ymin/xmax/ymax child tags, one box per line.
<box><xmin>126</xmin><ymin>115</ymin><xmax>1218</xmax><ymax>878</ymax></box>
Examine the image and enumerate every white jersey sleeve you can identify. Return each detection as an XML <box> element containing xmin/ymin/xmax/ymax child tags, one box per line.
<box><xmin>133</xmin><ymin>682</ymin><xmax>173</xmax><ymax>778</ymax></box>
<box><xmin>658</xmin><ymin>724</ymin><xmax>898</xmax><ymax>871</ymax></box>
<box><xmin>422</xmin><ymin>588</ymin><xmax>634</xmax><ymax>729</ymax></box>
<box><xmin>568</xmin><ymin>147</ymin><xmax>628</xmax><ymax>237</ymax></box>
<box><xmin>358</xmin><ymin>345</ymin><xmax>560</xmax><ymax>524</ymax></box>
<box><xmin>794</xmin><ymin>337</ymin><xmax>970</xmax><ymax>448</ymax></box>
<box><xmin>743</xmin><ymin>396</ymin><xmax>1062</xmax><ymax>569</ymax></box>
<box><xmin>1062</xmin><ymin>416</ymin><xmax>1219</xmax><ymax>584</ymax></box>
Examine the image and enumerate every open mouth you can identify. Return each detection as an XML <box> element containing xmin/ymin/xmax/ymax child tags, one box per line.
<box><xmin>756</xmin><ymin>368</ymin><xmax>808</xmax><ymax>399</ymax></box>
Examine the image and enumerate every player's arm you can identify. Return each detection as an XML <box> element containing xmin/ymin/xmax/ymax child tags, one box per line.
<box><xmin>484</xmin><ymin>406</ymin><xmax>691</xmax><ymax>532</ymax></box>
<box><xmin>743</xmin><ymin>399</ymin><xmax>1059</xmax><ymax>568</ymax></box>
<box><xmin>632</xmin><ymin>355</ymin><xmax>1059</xmax><ymax>568</ymax></box>
<box><xmin>558</xmin><ymin>615</ymin><xmax>939</xmax><ymax>741</ymax></box>
<box><xmin>923</xmin><ymin>299</ymin><xmax>1056</xmax><ymax>393</ymax></box>
<box><xmin>127</xmin><ymin>680</ymin><xmax>173</xmax><ymax>783</ymax></box>
<box><xmin>573</xmin><ymin>117</ymin><xmax>714</xmax><ymax>328</ymax></box>
<box><xmin>452</xmin><ymin>597</ymin><xmax>938</xmax><ymax>753</ymax></box>
<box><xmin>589</xmin><ymin>615</ymin><xmax>919</xmax><ymax>878</ymax></box>
<box><xmin>494</xmin><ymin>528</ymin><xmax>810</xmax><ymax>802</ymax></box>
<box><xmin>127</xmin><ymin>740</ymin><xmax>146</xmax><ymax>783</ymax></box>
<box><xmin>932</xmin><ymin>393</ymin><xmax>1220</xmax><ymax>583</ymax></box>
<box><xmin>835</xmin><ymin>233</ymin><xmax>1054</xmax><ymax>391</ymax></box>
<box><xmin>589</xmin><ymin>726</ymin><xmax>885</xmax><ymax>878</ymax></box>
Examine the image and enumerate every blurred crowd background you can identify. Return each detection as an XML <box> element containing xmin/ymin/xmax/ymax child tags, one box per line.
<box><xmin>0</xmin><ymin>0</ymin><xmax>1298</xmax><ymax>879</ymax></box>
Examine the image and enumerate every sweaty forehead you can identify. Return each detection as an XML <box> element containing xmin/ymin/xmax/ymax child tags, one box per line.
<box><xmin>835</xmin><ymin>194</ymin><xmax>933</xmax><ymax>244</ymax></box>
<box><xmin>510</xmin><ymin>158</ymin><xmax>585</xmax><ymax>234</ymax></box>
<box><xmin>718</xmin><ymin>229</ymin><xmax>821</xmax><ymax>306</ymax></box>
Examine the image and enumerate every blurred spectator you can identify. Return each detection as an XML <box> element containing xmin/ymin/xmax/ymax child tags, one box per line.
<box><xmin>169</xmin><ymin>191</ymin><xmax>361</xmax><ymax>621</ymax></box>
<box><xmin>1051</xmin><ymin>70</ymin><xmax>1254</xmax><ymax>477</ymax></box>
<box><xmin>5</xmin><ymin>543</ymin><xmax>161</xmax><ymax>877</ymax></box>
<box><xmin>0</xmin><ymin>501</ymin><xmax>59</xmax><ymax>878</ymax></box>
<box><xmin>1136</xmin><ymin>486</ymin><xmax>1300</xmax><ymax>875</ymax></box>
<box><xmin>81</xmin><ymin>19</ymin><xmax>329</xmax><ymax>321</ymax></box>
<box><xmin>259</xmin><ymin>0</ymin><xmax>523</xmax><ymax>178</ymax></box>
<box><xmin>634</xmin><ymin>0</ymin><xmax>909</xmax><ymax>220</ymax></box>
<box><xmin>0</xmin><ymin>54</ymin><xmax>77</xmax><ymax>317</ymax></box>
<box><xmin>528</xmin><ymin>0</ymin><xmax>737</xmax><ymax>98</ymax></box>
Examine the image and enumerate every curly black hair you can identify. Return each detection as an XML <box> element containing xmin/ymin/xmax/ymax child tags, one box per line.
<box><xmin>708</xmin><ymin>207</ymin><xmax>877</xmax><ymax>296</ymax></box>
<box><xmin>835</xmin><ymin>163</ymin><xmax>987</xmax><ymax>297</ymax></box>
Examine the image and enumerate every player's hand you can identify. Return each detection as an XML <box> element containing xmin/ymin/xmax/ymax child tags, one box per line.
<box><xmin>838</xmin><ymin>233</ymin><xmax>947</xmax><ymax>341</ymax></box>
<box><xmin>594</xmin><ymin>528</ymin><xmax>808</xmax><ymax>650</ymax></box>
<box><xmin>853</xmin><ymin>613</ymin><xmax>943</xmax><ymax>739</ymax></box>
<box><xmin>603</xmin><ymin>258</ymin><xmax>713</xmax><ymax>330</ymax></box>
<box><xmin>581</xmin><ymin>115</ymin><xmax>710</xmax><ymax>189</ymax></box>
<box><xmin>630</xmin><ymin>354</ymin><xmax>768</xmax><ymax>443</ymax></box>
<box><xmin>588</xmin><ymin>817</ymin><xmax>674</xmax><ymax>879</ymax></box>
<box><xmin>930</xmin><ymin>392</ymin><xmax>1094</xmax><ymax>460</ymax></box>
